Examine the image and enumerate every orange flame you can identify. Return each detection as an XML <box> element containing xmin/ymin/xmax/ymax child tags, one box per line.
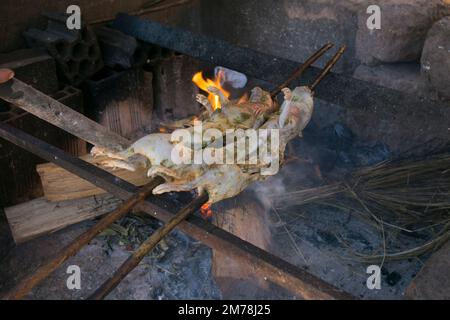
<box><xmin>192</xmin><ymin>71</ymin><xmax>230</xmax><ymax>110</ymax></box>
<box><xmin>200</xmin><ymin>203</ymin><xmax>213</xmax><ymax>219</ymax></box>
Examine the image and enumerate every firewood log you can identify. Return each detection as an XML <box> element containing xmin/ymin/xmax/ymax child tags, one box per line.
<box><xmin>36</xmin><ymin>154</ymin><xmax>151</xmax><ymax>202</ymax></box>
<box><xmin>211</xmin><ymin>191</ymin><xmax>273</xmax><ymax>297</ymax></box>
<box><xmin>4</xmin><ymin>194</ymin><xmax>121</xmax><ymax>244</ymax></box>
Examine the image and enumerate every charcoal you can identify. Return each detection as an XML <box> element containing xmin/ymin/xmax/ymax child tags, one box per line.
<box><xmin>95</xmin><ymin>26</ymin><xmax>148</xmax><ymax>69</ymax></box>
<box><xmin>23</xmin><ymin>12</ymin><xmax>103</xmax><ymax>86</ymax></box>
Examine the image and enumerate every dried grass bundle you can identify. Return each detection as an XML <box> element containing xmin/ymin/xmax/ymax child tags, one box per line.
<box><xmin>273</xmin><ymin>153</ymin><xmax>450</xmax><ymax>261</ymax></box>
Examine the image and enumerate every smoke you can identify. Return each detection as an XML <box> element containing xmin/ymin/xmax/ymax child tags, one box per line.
<box><xmin>249</xmin><ymin>174</ymin><xmax>287</xmax><ymax>211</ymax></box>
<box><xmin>249</xmin><ymin>156</ymin><xmax>321</xmax><ymax>213</ymax></box>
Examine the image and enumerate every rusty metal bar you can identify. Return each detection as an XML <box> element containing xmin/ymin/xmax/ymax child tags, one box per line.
<box><xmin>270</xmin><ymin>43</ymin><xmax>333</xmax><ymax>98</ymax></box>
<box><xmin>0</xmin><ymin>121</ymin><xmax>353</xmax><ymax>299</ymax></box>
<box><xmin>310</xmin><ymin>46</ymin><xmax>347</xmax><ymax>92</ymax></box>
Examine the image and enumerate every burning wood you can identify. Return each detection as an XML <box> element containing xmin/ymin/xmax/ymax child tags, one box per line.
<box><xmin>192</xmin><ymin>71</ymin><xmax>230</xmax><ymax>110</ymax></box>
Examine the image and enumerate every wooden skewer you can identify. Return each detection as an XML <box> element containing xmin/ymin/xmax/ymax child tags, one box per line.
<box><xmin>3</xmin><ymin>177</ymin><xmax>164</xmax><ymax>300</ymax></box>
<box><xmin>309</xmin><ymin>46</ymin><xmax>346</xmax><ymax>92</ymax></box>
<box><xmin>88</xmin><ymin>192</ymin><xmax>209</xmax><ymax>300</ymax></box>
<box><xmin>0</xmin><ymin>78</ymin><xmax>130</xmax><ymax>152</ymax></box>
<box><xmin>270</xmin><ymin>43</ymin><xmax>334</xmax><ymax>98</ymax></box>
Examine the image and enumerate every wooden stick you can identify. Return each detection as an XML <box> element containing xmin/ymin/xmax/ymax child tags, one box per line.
<box><xmin>3</xmin><ymin>177</ymin><xmax>164</xmax><ymax>300</ymax></box>
<box><xmin>270</xmin><ymin>43</ymin><xmax>334</xmax><ymax>98</ymax></box>
<box><xmin>0</xmin><ymin>78</ymin><xmax>130</xmax><ymax>152</ymax></box>
<box><xmin>5</xmin><ymin>194</ymin><xmax>122</xmax><ymax>244</ymax></box>
<box><xmin>88</xmin><ymin>192</ymin><xmax>209</xmax><ymax>300</ymax></box>
<box><xmin>37</xmin><ymin>154</ymin><xmax>151</xmax><ymax>202</ymax></box>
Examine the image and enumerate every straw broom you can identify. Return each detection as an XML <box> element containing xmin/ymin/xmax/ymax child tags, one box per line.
<box><xmin>272</xmin><ymin>153</ymin><xmax>450</xmax><ymax>261</ymax></box>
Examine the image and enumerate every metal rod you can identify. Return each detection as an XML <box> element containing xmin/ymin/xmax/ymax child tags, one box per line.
<box><xmin>0</xmin><ymin>122</ymin><xmax>353</xmax><ymax>299</ymax></box>
<box><xmin>309</xmin><ymin>46</ymin><xmax>346</xmax><ymax>92</ymax></box>
<box><xmin>270</xmin><ymin>43</ymin><xmax>334</xmax><ymax>98</ymax></box>
<box><xmin>2</xmin><ymin>177</ymin><xmax>164</xmax><ymax>300</ymax></box>
<box><xmin>89</xmin><ymin>192</ymin><xmax>209</xmax><ymax>300</ymax></box>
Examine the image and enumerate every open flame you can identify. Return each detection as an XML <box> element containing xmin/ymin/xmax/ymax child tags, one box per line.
<box><xmin>192</xmin><ymin>71</ymin><xmax>230</xmax><ymax>110</ymax></box>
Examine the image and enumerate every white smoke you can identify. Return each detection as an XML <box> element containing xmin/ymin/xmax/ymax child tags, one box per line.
<box><xmin>249</xmin><ymin>174</ymin><xmax>287</xmax><ymax>211</ymax></box>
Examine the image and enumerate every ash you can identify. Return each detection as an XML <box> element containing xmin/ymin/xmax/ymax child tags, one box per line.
<box><xmin>0</xmin><ymin>215</ymin><xmax>221</xmax><ymax>300</ymax></box>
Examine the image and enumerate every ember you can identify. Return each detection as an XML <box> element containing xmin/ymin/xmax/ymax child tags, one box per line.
<box><xmin>200</xmin><ymin>203</ymin><xmax>213</xmax><ymax>219</ymax></box>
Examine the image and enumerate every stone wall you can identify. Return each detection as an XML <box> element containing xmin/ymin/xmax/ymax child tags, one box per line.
<box><xmin>198</xmin><ymin>0</ymin><xmax>361</xmax><ymax>74</ymax></box>
<box><xmin>1</xmin><ymin>0</ymin><xmax>449</xmax><ymax>99</ymax></box>
<box><xmin>195</xmin><ymin>0</ymin><xmax>450</xmax><ymax>101</ymax></box>
<box><xmin>421</xmin><ymin>16</ymin><xmax>450</xmax><ymax>100</ymax></box>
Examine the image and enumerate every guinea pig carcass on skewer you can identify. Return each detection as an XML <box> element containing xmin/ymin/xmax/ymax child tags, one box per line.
<box><xmin>91</xmin><ymin>45</ymin><xmax>346</xmax><ymax>206</ymax></box>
